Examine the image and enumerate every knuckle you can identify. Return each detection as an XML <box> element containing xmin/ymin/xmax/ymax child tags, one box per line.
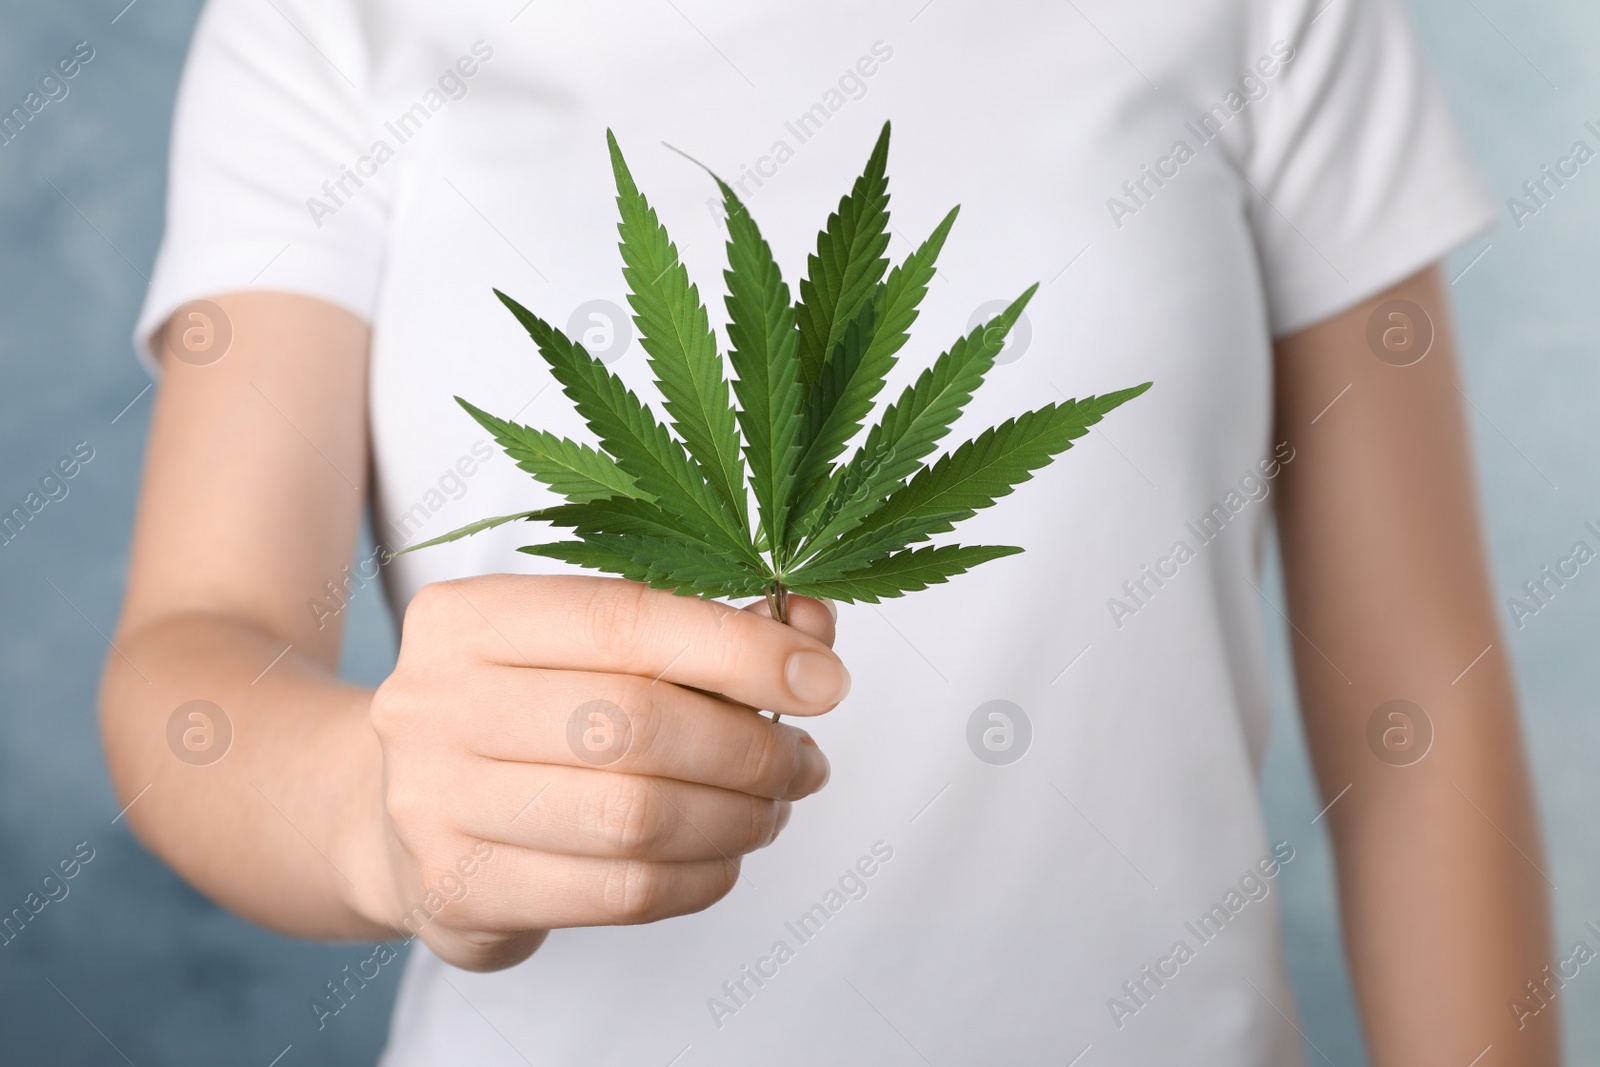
<box><xmin>397</xmin><ymin>582</ymin><xmax>466</xmax><ymax>663</ymax></box>
<box><xmin>592</xmin><ymin>776</ymin><xmax>662</xmax><ymax>857</ymax></box>
<box><xmin>368</xmin><ymin>668</ymin><xmax>430</xmax><ymax>745</ymax></box>
<box><xmin>620</xmin><ymin>677</ymin><xmax>669</xmax><ymax>763</ymax></box>
<box><xmin>367</xmin><ymin>679</ymin><xmax>402</xmax><ymax>739</ymax></box>
<box><xmin>711</xmin><ymin>610</ymin><xmax>778</xmax><ymax>700</ymax></box>
<box><xmin>706</xmin><ymin>610</ymin><xmax>753</xmax><ymax>676</ymax></box>
<box><xmin>580</xmin><ymin>579</ymin><xmax>650</xmax><ymax>659</ymax></box>
<box><xmin>382</xmin><ymin>776</ymin><xmax>427</xmax><ymax>830</ymax></box>
<box><xmin>702</xmin><ymin>598</ymin><xmax>741</xmax><ymax>635</ymax></box>
<box><xmin>697</xmin><ymin>859</ymin><xmax>741</xmax><ymax>912</ymax></box>
<box><xmin>601</xmin><ymin>859</ymin><xmax>668</xmax><ymax>923</ymax></box>
<box><xmin>737</xmin><ymin>799</ymin><xmax>776</xmax><ymax>854</ymax></box>
<box><xmin>366</xmin><ymin>681</ymin><xmax>409</xmax><ymax>748</ymax></box>
<box><xmin>404</xmin><ymin>581</ymin><xmax>455</xmax><ymax>631</ymax></box>
<box><xmin>740</xmin><ymin>723</ymin><xmax>797</xmax><ymax>797</ymax></box>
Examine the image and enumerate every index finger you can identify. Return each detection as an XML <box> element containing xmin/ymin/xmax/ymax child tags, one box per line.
<box><xmin>407</xmin><ymin>575</ymin><xmax>851</xmax><ymax>716</ymax></box>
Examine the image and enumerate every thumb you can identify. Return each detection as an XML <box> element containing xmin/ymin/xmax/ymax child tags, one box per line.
<box><xmin>744</xmin><ymin>593</ymin><xmax>836</xmax><ymax>648</ymax></box>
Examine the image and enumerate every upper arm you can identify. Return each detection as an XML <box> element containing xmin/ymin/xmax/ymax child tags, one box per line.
<box><xmin>118</xmin><ymin>291</ymin><xmax>371</xmax><ymax>671</ymax></box>
<box><xmin>1271</xmin><ymin>265</ymin><xmax>1516</xmax><ymax>787</ymax></box>
<box><xmin>118</xmin><ymin>0</ymin><xmax>385</xmax><ymax>668</ymax></box>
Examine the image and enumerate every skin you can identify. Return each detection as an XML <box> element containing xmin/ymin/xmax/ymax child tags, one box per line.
<box><xmin>103</xmin><ymin>291</ymin><xmax>845</xmax><ymax>972</ymax></box>
<box><xmin>102</xmin><ymin>268</ymin><xmax>1555</xmax><ymax>1059</ymax></box>
<box><xmin>1273</xmin><ymin>266</ymin><xmax>1556</xmax><ymax>1063</ymax></box>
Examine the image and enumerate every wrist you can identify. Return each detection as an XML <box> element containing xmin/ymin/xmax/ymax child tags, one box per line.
<box><xmin>326</xmin><ymin>688</ymin><xmax>410</xmax><ymax>938</ymax></box>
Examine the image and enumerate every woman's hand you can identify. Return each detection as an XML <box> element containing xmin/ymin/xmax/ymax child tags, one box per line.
<box><xmin>103</xmin><ymin>293</ymin><xmax>848</xmax><ymax>967</ymax></box>
<box><xmin>352</xmin><ymin>574</ymin><xmax>846</xmax><ymax>971</ymax></box>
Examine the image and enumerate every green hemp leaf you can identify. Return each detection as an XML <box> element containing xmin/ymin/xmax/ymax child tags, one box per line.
<box><xmin>406</xmin><ymin>123</ymin><xmax>1151</xmax><ymax>633</ymax></box>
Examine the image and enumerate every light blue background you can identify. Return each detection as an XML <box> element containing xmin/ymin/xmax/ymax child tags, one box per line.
<box><xmin>0</xmin><ymin>1</ymin><xmax>1594</xmax><ymax>1063</ymax></box>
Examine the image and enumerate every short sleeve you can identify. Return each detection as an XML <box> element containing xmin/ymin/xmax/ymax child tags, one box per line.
<box><xmin>1244</xmin><ymin>0</ymin><xmax>1496</xmax><ymax>336</ymax></box>
<box><xmin>133</xmin><ymin>0</ymin><xmax>387</xmax><ymax>370</ymax></box>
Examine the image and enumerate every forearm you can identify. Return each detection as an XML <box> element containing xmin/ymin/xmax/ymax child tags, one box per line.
<box><xmin>1297</xmin><ymin>653</ymin><xmax>1557</xmax><ymax>1064</ymax></box>
<box><xmin>101</xmin><ymin>610</ymin><xmax>393</xmax><ymax>940</ymax></box>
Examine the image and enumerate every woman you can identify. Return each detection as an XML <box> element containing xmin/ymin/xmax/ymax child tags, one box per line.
<box><xmin>102</xmin><ymin>0</ymin><xmax>1556</xmax><ymax>1062</ymax></box>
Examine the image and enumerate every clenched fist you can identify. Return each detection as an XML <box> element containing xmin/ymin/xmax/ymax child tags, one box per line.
<box><xmin>351</xmin><ymin>575</ymin><xmax>847</xmax><ymax>971</ymax></box>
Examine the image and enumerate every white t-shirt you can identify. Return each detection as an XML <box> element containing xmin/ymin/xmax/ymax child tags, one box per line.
<box><xmin>137</xmin><ymin>1</ymin><xmax>1494</xmax><ymax>1063</ymax></box>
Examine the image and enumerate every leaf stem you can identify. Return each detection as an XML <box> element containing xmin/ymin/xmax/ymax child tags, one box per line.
<box><xmin>766</xmin><ymin>580</ymin><xmax>790</xmax><ymax>724</ymax></box>
<box><xmin>768</xmin><ymin>580</ymin><xmax>791</xmax><ymax>625</ymax></box>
